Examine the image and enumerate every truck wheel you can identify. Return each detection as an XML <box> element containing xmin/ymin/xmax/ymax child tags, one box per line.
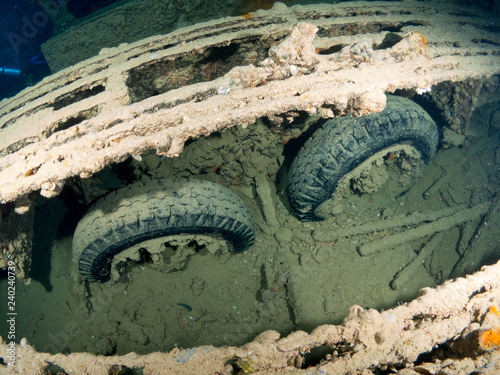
<box><xmin>287</xmin><ymin>96</ymin><xmax>439</xmax><ymax>221</ymax></box>
<box><xmin>73</xmin><ymin>178</ymin><xmax>255</xmax><ymax>282</ymax></box>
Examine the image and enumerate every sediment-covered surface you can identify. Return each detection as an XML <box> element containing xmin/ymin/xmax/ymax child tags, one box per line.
<box><xmin>1</xmin><ymin>261</ymin><xmax>499</xmax><ymax>374</ymax></box>
<box><xmin>1</xmin><ymin>0</ymin><xmax>500</xmax><ymax>281</ymax></box>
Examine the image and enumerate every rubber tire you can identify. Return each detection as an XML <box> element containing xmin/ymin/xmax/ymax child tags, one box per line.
<box><xmin>287</xmin><ymin>96</ymin><xmax>439</xmax><ymax>221</ymax></box>
<box><xmin>73</xmin><ymin>178</ymin><xmax>255</xmax><ymax>282</ymax></box>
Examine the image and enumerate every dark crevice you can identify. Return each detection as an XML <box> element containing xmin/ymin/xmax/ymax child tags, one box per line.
<box><xmin>126</xmin><ymin>43</ymin><xmax>177</xmax><ymax>61</ymax></box>
<box><xmin>317</xmin><ymin>20</ymin><xmax>429</xmax><ymax>39</ymax></box>
<box><xmin>0</xmin><ymin>77</ymin><xmax>103</xmax><ymax>131</ymax></box>
<box><xmin>126</xmin><ymin>37</ymin><xmax>270</xmax><ymax>103</ymax></box>
<box><xmin>377</xmin><ymin>32</ymin><xmax>404</xmax><ymax>50</ymax></box>
<box><xmin>317</xmin><ymin>44</ymin><xmax>345</xmax><ymax>55</ymax></box>
<box><xmin>0</xmin><ymin>135</ymin><xmax>40</xmax><ymax>158</ymax></box>
<box><xmin>43</xmin><ymin>362</ymin><xmax>68</xmax><ymax>374</ymax></box>
<box><xmin>255</xmin><ymin>264</ymin><xmax>268</xmax><ymax>302</ymax></box>
<box><xmin>50</xmin><ymin>84</ymin><xmax>105</xmax><ymax>111</ymax></box>
<box><xmin>284</xmin><ymin>279</ymin><xmax>297</xmax><ymax>326</ymax></box>
<box><xmin>0</xmin><ymin>105</ymin><xmax>100</xmax><ymax>157</ymax></box>
<box><xmin>301</xmin><ymin>346</ymin><xmax>336</xmax><ymax>368</ymax></box>
<box><xmin>47</xmin><ymin>106</ymin><xmax>100</xmax><ymax>135</ymax></box>
<box><xmin>50</xmin><ymin>114</ymin><xmax>87</xmax><ymax>133</ymax></box>
<box><xmin>141</xmin><ymin>89</ymin><xmax>219</xmax><ymax>115</ymax></box>
<box><xmin>113</xmin><ymin>366</ymin><xmax>144</xmax><ymax>375</ymax></box>
<box><xmin>472</xmin><ymin>38</ymin><xmax>500</xmax><ymax>47</ymax></box>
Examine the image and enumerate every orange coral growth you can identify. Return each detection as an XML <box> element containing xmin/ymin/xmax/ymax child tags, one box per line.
<box><xmin>489</xmin><ymin>306</ymin><xmax>500</xmax><ymax>317</ymax></box>
<box><xmin>412</xmin><ymin>31</ymin><xmax>427</xmax><ymax>46</ymax></box>
<box><xmin>479</xmin><ymin>328</ymin><xmax>500</xmax><ymax>350</ymax></box>
<box><xmin>241</xmin><ymin>13</ymin><xmax>252</xmax><ymax>20</ymax></box>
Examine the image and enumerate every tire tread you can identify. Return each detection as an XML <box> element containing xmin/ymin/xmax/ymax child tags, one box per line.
<box><xmin>287</xmin><ymin>96</ymin><xmax>438</xmax><ymax>221</ymax></box>
<box><xmin>73</xmin><ymin>178</ymin><xmax>255</xmax><ymax>282</ymax></box>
